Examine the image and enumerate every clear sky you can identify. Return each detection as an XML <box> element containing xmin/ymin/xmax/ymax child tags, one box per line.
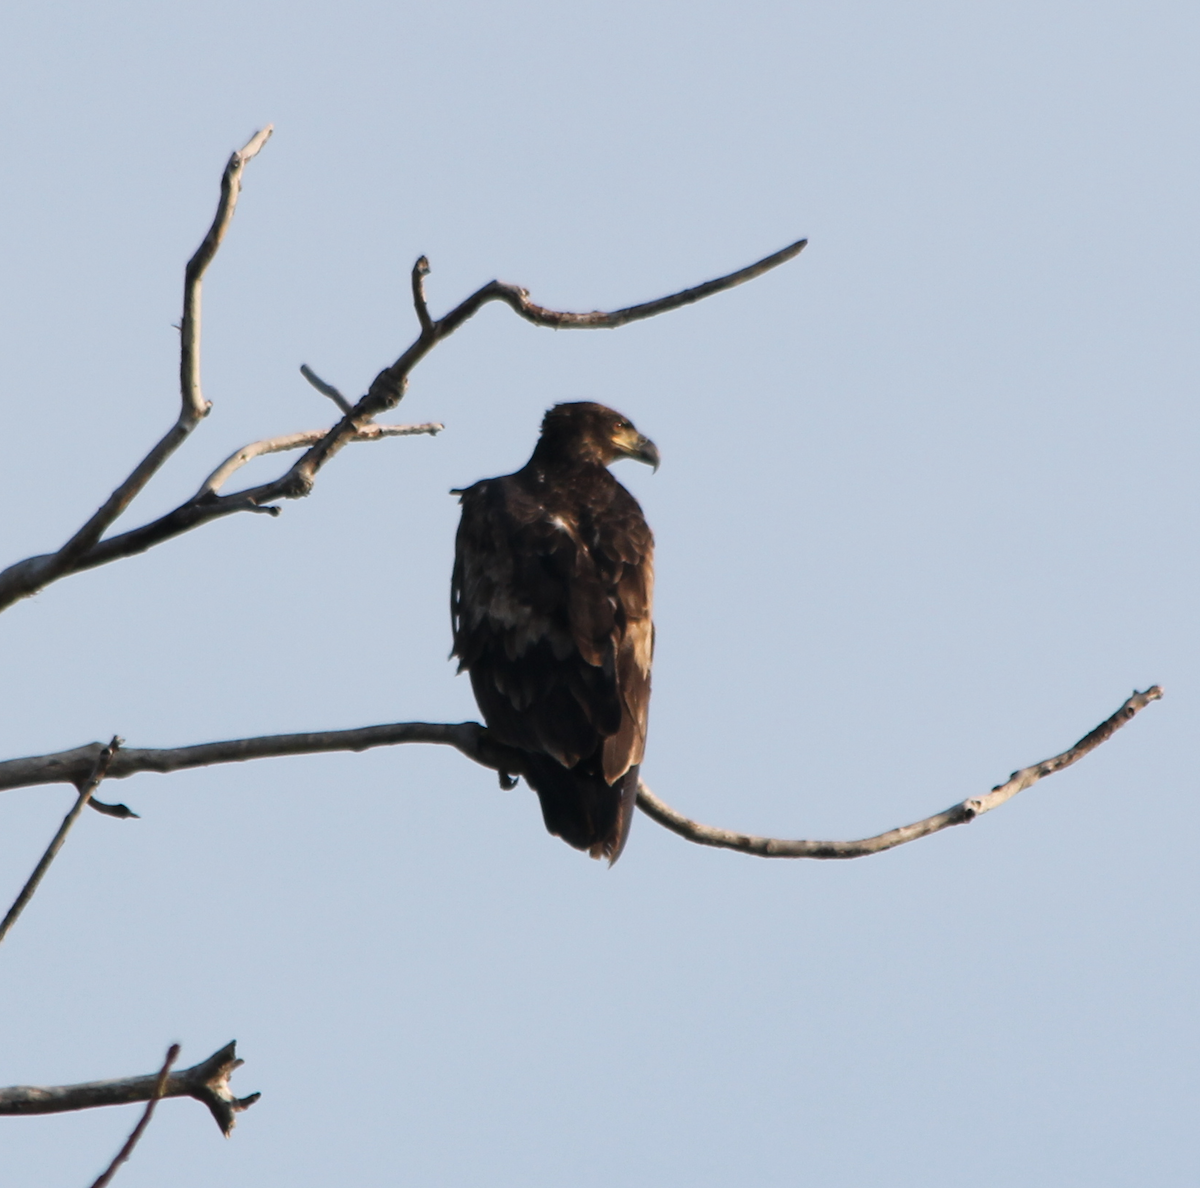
<box><xmin>0</xmin><ymin>2</ymin><xmax>1196</xmax><ymax>1185</ymax></box>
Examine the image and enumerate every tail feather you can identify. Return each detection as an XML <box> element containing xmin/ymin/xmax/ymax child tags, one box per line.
<box><xmin>522</xmin><ymin>754</ymin><xmax>638</xmax><ymax>864</ymax></box>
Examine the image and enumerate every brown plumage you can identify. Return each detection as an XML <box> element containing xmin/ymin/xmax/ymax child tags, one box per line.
<box><xmin>451</xmin><ymin>402</ymin><xmax>658</xmax><ymax>862</ymax></box>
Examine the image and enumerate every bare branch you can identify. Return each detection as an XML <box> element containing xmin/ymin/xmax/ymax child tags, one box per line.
<box><xmin>300</xmin><ymin>363</ymin><xmax>353</xmax><ymax>414</ymax></box>
<box><xmin>357</xmin><ymin>238</ymin><xmax>809</xmax><ymax>418</ymax></box>
<box><xmin>485</xmin><ymin>235</ymin><xmax>809</xmax><ymax>330</ymax></box>
<box><xmin>87</xmin><ymin>798</ymin><xmax>139</xmax><ymax>819</ymax></box>
<box><xmin>637</xmin><ymin>687</ymin><xmax>1164</xmax><ymax>858</ymax></box>
<box><xmin>0</xmin><ymin>737</ymin><xmax>121</xmax><ymax>947</ymax></box>
<box><xmin>89</xmin><ymin>1044</ymin><xmax>179</xmax><ymax>1188</ymax></box>
<box><xmin>0</xmin><ymin>1041</ymin><xmax>259</xmax><ymax>1137</ymax></box>
<box><xmin>243</xmin><ymin>238</ymin><xmax>810</xmax><ymax>507</ymax></box>
<box><xmin>0</xmin><ymin>689</ymin><xmax>1161</xmax><ymax>860</ymax></box>
<box><xmin>0</xmin><ymin>128</ymin><xmax>272</xmax><ymax>613</ymax></box>
<box><xmin>197</xmin><ymin>421</ymin><xmax>443</xmax><ymax>497</ymax></box>
<box><xmin>0</xmin><ymin>191</ymin><xmax>801</xmax><ymax>607</ymax></box>
<box><xmin>182</xmin><ymin>125</ymin><xmax>273</xmax><ymax>421</ymax></box>
<box><xmin>411</xmin><ymin>255</ymin><xmax>433</xmax><ymax>334</ymax></box>
<box><xmin>0</xmin><ymin>422</ymin><xmax>443</xmax><ymax>587</ymax></box>
<box><xmin>0</xmin><ymin>723</ymin><xmax>499</xmax><ymax>793</ymax></box>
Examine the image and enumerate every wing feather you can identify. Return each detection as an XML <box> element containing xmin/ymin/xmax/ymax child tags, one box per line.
<box><xmin>452</xmin><ymin>463</ymin><xmax>654</xmax><ymax>854</ymax></box>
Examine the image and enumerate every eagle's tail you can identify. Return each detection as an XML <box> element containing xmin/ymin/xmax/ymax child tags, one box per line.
<box><xmin>522</xmin><ymin>755</ymin><xmax>639</xmax><ymax>865</ymax></box>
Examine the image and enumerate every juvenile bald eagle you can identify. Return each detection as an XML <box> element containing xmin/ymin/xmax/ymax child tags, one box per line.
<box><xmin>451</xmin><ymin>402</ymin><xmax>658</xmax><ymax>862</ymax></box>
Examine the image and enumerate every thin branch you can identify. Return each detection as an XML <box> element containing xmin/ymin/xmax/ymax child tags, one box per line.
<box><xmin>0</xmin><ymin>423</ymin><xmax>444</xmax><ymax>585</ymax></box>
<box><xmin>196</xmin><ymin>421</ymin><xmax>443</xmax><ymax>497</ymax></box>
<box><xmin>0</xmin><ymin>737</ymin><xmax>121</xmax><ymax>947</ymax></box>
<box><xmin>318</xmin><ymin>238</ymin><xmax>811</xmax><ymax>469</ymax></box>
<box><xmin>89</xmin><ymin>1044</ymin><xmax>179</xmax><ymax>1188</ymax></box>
<box><xmin>182</xmin><ymin>125</ymin><xmax>274</xmax><ymax>421</ymax></box>
<box><xmin>0</xmin><ymin>127</ymin><xmax>272</xmax><ymax>614</ymax></box>
<box><xmin>0</xmin><ymin>689</ymin><xmax>1161</xmax><ymax>860</ymax></box>
<box><xmin>411</xmin><ymin>255</ymin><xmax>433</xmax><ymax>334</ymax></box>
<box><xmin>637</xmin><ymin>687</ymin><xmax>1164</xmax><ymax>857</ymax></box>
<box><xmin>87</xmin><ymin>797</ymin><xmax>139</xmax><ymax>819</ymax></box>
<box><xmin>300</xmin><ymin>363</ymin><xmax>353</xmax><ymax>414</ymax></box>
<box><xmin>483</xmin><ymin>236</ymin><xmax>809</xmax><ymax>330</ymax></box>
<box><xmin>0</xmin><ymin>1041</ymin><xmax>259</xmax><ymax>1137</ymax></box>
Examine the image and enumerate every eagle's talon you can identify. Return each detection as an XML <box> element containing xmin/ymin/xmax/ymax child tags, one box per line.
<box><xmin>498</xmin><ymin>771</ymin><xmax>519</xmax><ymax>791</ymax></box>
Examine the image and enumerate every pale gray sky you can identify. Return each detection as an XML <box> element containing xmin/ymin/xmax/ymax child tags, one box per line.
<box><xmin>1</xmin><ymin>2</ymin><xmax>1196</xmax><ymax>1185</ymax></box>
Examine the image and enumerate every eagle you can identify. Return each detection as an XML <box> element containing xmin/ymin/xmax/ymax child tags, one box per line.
<box><xmin>451</xmin><ymin>402</ymin><xmax>659</xmax><ymax>862</ymax></box>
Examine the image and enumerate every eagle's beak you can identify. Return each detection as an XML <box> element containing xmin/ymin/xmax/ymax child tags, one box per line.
<box><xmin>627</xmin><ymin>434</ymin><xmax>660</xmax><ymax>472</ymax></box>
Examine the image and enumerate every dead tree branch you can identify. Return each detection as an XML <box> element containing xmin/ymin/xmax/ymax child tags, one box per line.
<box><xmin>0</xmin><ymin>737</ymin><xmax>121</xmax><ymax>947</ymax></box>
<box><xmin>0</xmin><ymin>1041</ymin><xmax>258</xmax><ymax>1137</ymax></box>
<box><xmin>196</xmin><ymin>421</ymin><xmax>443</xmax><ymax>498</ymax></box>
<box><xmin>88</xmin><ymin>1044</ymin><xmax>178</xmax><ymax>1188</ymax></box>
<box><xmin>0</xmin><ymin>223</ymin><xmax>805</xmax><ymax>608</ymax></box>
<box><xmin>0</xmin><ymin>688</ymin><xmax>1160</xmax><ymax>860</ymax></box>
<box><xmin>300</xmin><ymin>363</ymin><xmax>353</xmax><ymax>414</ymax></box>
<box><xmin>0</xmin><ymin>128</ymin><xmax>272</xmax><ymax>613</ymax></box>
<box><xmin>637</xmin><ymin>687</ymin><xmax>1164</xmax><ymax>857</ymax></box>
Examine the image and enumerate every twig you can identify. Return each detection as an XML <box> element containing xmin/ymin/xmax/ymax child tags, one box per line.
<box><xmin>0</xmin><ymin>1041</ymin><xmax>259</xmax><ymax>1137</ymax></box>
<box><xmin>87</xmin><ymin>798</ymin><xmax>139</xmax><ymax>819</ymax></box>
<box><xmin>300</xmin><ymin>363</ymin><xmax>353</xmax><ymax>414</ymax></box>
<box><xmin>89</xmin><ymin>1044</ymin><xmax>179</xmax><ymax>1188</ymax></box>
<box><xmin>181</xmin><ymin>125</ymin><xmax>273</xmax><ymax>420</ymax></box>
<box><xmin>196</xmin><ymin>421</ymin><xmax>443</xmax><ymax>497</ymax></box>
<box><xmin>636</xmin><ymin>687</ymin><xmax>1164</xmax><ymax>857</ymax></box>
<box><xmin>411</xmin><ymin>255</ymin><xmax>433</xmax><ymax>334</ymax></box>
<box><xmin>0</xmin><ymin>736</ymin><xmax>121</xmax><ymax>947</ymax></box>
<box><xmin>0</xmin><ymin>689</ymin><xmax>1161</xmax><ymax>860</ymax></box>
<box><xmin>0</xmin><ymin>128</ymin><xmax>272</xmax><ymax>613</ymax></box>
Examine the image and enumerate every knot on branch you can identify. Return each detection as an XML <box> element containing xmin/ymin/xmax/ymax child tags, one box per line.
<box><xmin>359</xmin><ymin>377</ymin><xmax>409</xmax><ymax>418</ymax></box>
<box><xmin>276</xmin><ymin>471</ymin><xmax>314</xmax><ymax>500</ymax></box>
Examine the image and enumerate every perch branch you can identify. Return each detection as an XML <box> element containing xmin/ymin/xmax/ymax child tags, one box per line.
<box><xmin>0</xmin><ymin>689</ymin><xmax>1160</xmax><ymax>860</ymax></box>
<box><xmin>637</xmin><ymin>687</ymin><xmax>1164</xmax><ymax>857</ymax></box>
<box><xmin>0</xmin><ymin>128</ymin><xmax>272</xmax><ymax>613</ymax></box>
<box><xmin>89</xmin><ymin>1044</ymin><xmax>179</xmax><ymax>1188</ymax></box>
<box><xmin>0</xmin><ymin>737</ymin><xmax>121</xmax><ymax>947</ymax></box>
<box><xmin>0</xmin><ymin>1041</ymin><xmax>259</xmax><ymax>1137</ymax></box>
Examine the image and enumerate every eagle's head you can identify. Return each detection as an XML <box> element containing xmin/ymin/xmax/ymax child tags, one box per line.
<box><xmin>536</xmin><ymin>401</ymin><xmax>660</xmax><ymax>471</ymax></box>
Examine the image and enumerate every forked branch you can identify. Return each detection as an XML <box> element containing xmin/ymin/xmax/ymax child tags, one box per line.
<box><xmin>0</xmin><ymin>196</ymin><xmax>805</xmax><ymax>609</ymax></box>
<box><xmin>0</xmin><ymin>736</ymin><xmax>122</xmax><ymax>947</ymax></box>
<box><xmin>72</xmin><ymin>236</ymin><xmax>810</xmax><ymax>554</ymax></box>
<box><xmin>0</xmin><ymin>128</ymin><xmax>272</xmax><ymax>613</ymax></box>
<box><xmin>0</xmin><ymin>688</ymin><xmax>1161</xmax><ymax>860</ymax></box>
<box><xmin>0</xmin><ymin>1041</ymin><xmax>258</xmax><ymax>1137</ymax></box>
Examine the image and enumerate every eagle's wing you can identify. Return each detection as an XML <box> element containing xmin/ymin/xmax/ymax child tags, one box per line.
<box><xmin>452</xmin><ymin>474</ymin><xmax>653</xmax><ymax>781</ymax></box>
<box><xmin>594</xmin><ymin>492</ymin><xmax>654</xmax><ymax>784</ymax></box>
